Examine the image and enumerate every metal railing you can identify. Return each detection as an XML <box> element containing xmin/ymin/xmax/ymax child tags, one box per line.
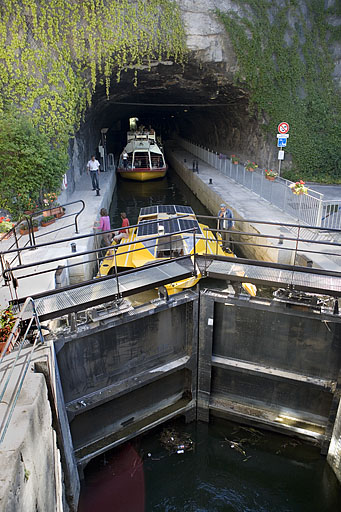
<box><xmin>1</xmin><ymin>214</ymin><xmax>340</xmax><ymax>306</ymax></box>
<box><xmin>0</xmin><ymin>297</ymin><xmax>44</xmax><ymax>444</ymax></box>
<box><xmin>0</xmin><ymin>200</ymin><xmax>85</xmax><ymax>270</ymax></box>
<box><xmin>179</xmin><ymin>138</ymin><xmax>341</xmax><ymax>230</ymax></box>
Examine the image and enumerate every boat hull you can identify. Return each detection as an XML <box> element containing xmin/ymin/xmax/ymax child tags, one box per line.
<box><xmin>117</xmin><ymin>167</ymin><xmax>167</xmax><ymax>182</ymax></box>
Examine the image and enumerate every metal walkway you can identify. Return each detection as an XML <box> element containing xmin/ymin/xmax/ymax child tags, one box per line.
<box><xmin>202</xmin><ymin>257</ymin><xmax>341</xmax><ymax>297</ymax></box>
<box><xmin>21</xmin><ymin>257</ymin><xmax>195</xmax><ymax>321</ymax></box>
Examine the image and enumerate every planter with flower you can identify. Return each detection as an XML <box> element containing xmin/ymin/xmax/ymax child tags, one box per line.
<box><xmin>19</xmin><ymin>219</ymin><xmax>39</xmax><ymax>236</ymax></box>
<box><xmin>42</xmin><ymin>192</ymin><xmax>59</xmax><ymax>216</ymax></box>
<box><xmin>41</xmin><ymin>215</ymin><xmax>56</xmax><ymax>228</ymax></box>
<box><xmin>289</xmin><ymin>180</ymin><xmax>308</xmax><ymax>196</ymax></box>
<box><xmin>245</xmin><ymin>160</ymin><xmax>258</xmax><ymax>172</ymax></box>
<box><xmin>231</xmin><ymin>155</ymin><xmax>239</xmax><ymax>164</ymax></box>
<box><xmin>18</xmin><ymin>194</ymin><xmax>39</xmax><ymax>215</ymax></box>
<box><xmin>264</xmin><ymin>169</ymin><xmax>278</xmax><ymax>181</ymax></box>
<box><xmin>0</xmin><ymin>306</ymin><xmax>16</xmax><ymax>355</ymax></box>
<box><xmin>0</xmin><ymin>217</ymin><xmax>15</xmax><ymax>240</ymax></box>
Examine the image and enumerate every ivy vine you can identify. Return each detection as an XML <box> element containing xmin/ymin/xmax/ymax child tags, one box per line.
<box><xmin>0</xmin><ymin>0</ymin><xmax>186</xmax><ymax>215</ymax></box>
<box><xmin>216</xmin><ymin>0</ymin><xmax>341</xmax><ymax>182</ymax></box>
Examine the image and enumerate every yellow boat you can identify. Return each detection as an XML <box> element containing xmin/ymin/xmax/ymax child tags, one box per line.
<box><xmin>99</xmin><ymin>205</ymin><xmax>257</xmax><ymax>297</ymax></box>
<box><xmin>117</xmin><ymin>130</ymin><xmax>167</xmax><ymax>181</ymax></box>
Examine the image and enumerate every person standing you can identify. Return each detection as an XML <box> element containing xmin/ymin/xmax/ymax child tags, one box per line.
<box><xmin>87</xmin><ymin>155</ymin><xmax>101</xmax><ymax>195</ymax></box>
<box><xmin>122</xmin><ymin>151</ymin><xmax>128</xmax><ymax>169</ymax></box>
<box><xmin>99</xmin><ymin>208</ymin><xmax>111</xmax><ymax>246</ymax></box>
<box><xmin>114</xmin><ymin>212</ymin><xmax>130</xmax><ymax>243</ymax></box>
<box><xmin>217</xmin><ymin>203</ymin><xmax>233</xmax><ymax>248</ymax></box>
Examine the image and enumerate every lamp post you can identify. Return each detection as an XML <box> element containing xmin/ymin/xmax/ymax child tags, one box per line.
<box><xmin>100</xmin><ymin>127</ymin><xmax>109</xmax><ymax>172</ymax></box>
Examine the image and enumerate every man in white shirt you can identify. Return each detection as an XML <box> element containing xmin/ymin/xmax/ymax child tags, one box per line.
<box><xmin>87</xmin><ymin>155</ymin><xmax>101</xmax><ymax>195</ymax></box>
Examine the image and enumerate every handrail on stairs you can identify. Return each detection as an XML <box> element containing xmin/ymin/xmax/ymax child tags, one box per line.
<box><xmin>0</xmin><ymin>297</ymin><xmax>44</xmax><ymax>444</ymax></box>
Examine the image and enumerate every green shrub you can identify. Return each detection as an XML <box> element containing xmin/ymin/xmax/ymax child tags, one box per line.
<box><xmin>0</xmin><ymin>111</ymin><xmax>67</xmax><ymax>217</ymax></box>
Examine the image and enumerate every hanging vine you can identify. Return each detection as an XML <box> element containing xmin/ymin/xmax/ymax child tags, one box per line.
<box><xmin>0</xmin><ymin>0</ymin><xmax>186</xmax><ymax>215</ymax></box>
<box><xmin>216</xmin><ymin>0</ymin><xmax>341</xmax><ymax>182</ymax></box>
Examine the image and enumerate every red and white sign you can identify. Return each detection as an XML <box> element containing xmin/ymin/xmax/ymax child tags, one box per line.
<box><xmin>278</xmin><ymin>122</ymin><xmax>290</xmax><ymax>134</ymax></box>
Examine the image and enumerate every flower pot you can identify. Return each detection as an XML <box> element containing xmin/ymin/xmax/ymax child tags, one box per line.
<box><xmin>0</xmin><ymin>339</ymin><xmax>14</xmax><ymax>355</ymax></box>
<box><xmin>0</xmin><ymin>231</ymin><xmax>12</xmax><ymax>240</ymax></box>
<box><xmin>232</xmin><ymin>161</ymin><xmax>238</xmax><ymax>165</ymax></box>
<box><xmin>20</xmin><ymin>226</ymin><xmax>38</xmax><ymax>236</ymax></box>
<box><xmin>246</xmin><ymin>168</ymin><xmax>255</xmax><ymax>172</ymax></box>
<box><xmin>24</xmin><ymin>210</ymin><xmax>35</xmax><ymax>215</ymax></box>
<box><xmin>50</xmin><ymin>206</ymin><xmax>63</xmax><ymax>215</ymax></box>
<box><xmin>43</xmin><ymin>209</ymin><xmax>53</xmax><ymax>217</ymax></box>
<box><xmin>54</xmin><ymin>208</ymin><xmax>65</xmax><ymax>219</ymax></box>
<box><xmin>41</xmin><ymin>219</ymin><xmax>55</xmax><ymax>227</ymax></box>
<box><xmin>266</xmin><ymin>176</ymin><xmax>275</xmax><ymax>181</ymax></box>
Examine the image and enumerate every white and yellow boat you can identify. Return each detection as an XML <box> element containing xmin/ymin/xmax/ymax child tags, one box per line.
<box><xmin>117</xmin><ymin>130</ymin><xmax>167</xmax><ymax>181</ymax></box>
<box><xmin>99</xmin><ymin>205</ymin><xmax>257</xmax><ymax>297</ymax></box>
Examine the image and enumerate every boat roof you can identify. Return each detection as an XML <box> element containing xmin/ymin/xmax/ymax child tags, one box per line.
<box><xmin>139</xmin><ymin>205</ymin><xmax>194</xmax><ymax>216</ymax></box>
<box><xmin>137</xmin><ymin>205</ymin><xmax>202</xmax><ymax>237</ymax></box>
<box><xmin>125</xmin><ymin>139</ymin><xmax>163</xmax><ymax>155</ymax></box>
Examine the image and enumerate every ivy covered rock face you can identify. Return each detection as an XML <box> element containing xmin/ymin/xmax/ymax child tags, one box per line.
<box><xmin>0</xmin><ymin>0</ymin><xmax>186</xmax><ymax>214</ymax></box>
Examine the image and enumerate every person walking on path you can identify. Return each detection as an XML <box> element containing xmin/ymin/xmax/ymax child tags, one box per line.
<box><xmin>99</xmin><ymin>208</ymin><xmax>111</xmax><ymax>246</ymax></box>
<box><xmin>217</xmin><ymin>203</ymin><xmax>233</xmax><ymax>249</ymax></box>
<box><xmin>87</xmin><ymin>155</ymin><xmax>101</xmax><ymax>195</ymax></box>
<box><xmin>114</xmin><ymin>212</ymin><xmax>130</xmax><ymax>243</ymax></box>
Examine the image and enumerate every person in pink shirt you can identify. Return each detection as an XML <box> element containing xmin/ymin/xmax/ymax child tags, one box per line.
<box><xmin>114</xmin><ymin>212</ymin><xmax>130</xmax><ymax>243</ymax></box>
<box><xmin>99</xmin><ymin>208</ymin><xmax>111</xmax><ymax>246</ymax></box>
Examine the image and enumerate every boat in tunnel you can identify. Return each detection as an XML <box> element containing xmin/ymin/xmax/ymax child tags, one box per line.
<box><xmin>116</xmin><ymin>129</ymin><xmax>167</xmax><ymax>181</ymax></box>
<box><xmin>98</xmin><ymin>205</ymin><xmax>256</xmax><ymax>296</ymax></box>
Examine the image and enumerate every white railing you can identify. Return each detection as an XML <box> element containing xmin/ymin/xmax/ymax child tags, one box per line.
<box><xmin>179</xmin><ymin>138</ymin><xmax>341</xmax><ymax>229</ymax></box>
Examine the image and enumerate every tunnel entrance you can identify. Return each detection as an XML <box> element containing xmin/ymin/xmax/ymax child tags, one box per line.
<box><xmin>70</xmin><ymin>58</ymin><xmax>254</xmax><ymax>190</ymax></box>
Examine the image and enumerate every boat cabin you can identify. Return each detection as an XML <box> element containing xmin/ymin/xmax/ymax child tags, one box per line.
<box><xmin>136</xmin><ymin>205</ymin><xmax>202</xmax><ymax>259</ymax></box>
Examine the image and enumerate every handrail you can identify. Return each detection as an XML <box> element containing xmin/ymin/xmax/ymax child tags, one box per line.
<box><xmin>2</xmin><ymin>226</ymin><xmax>198</xmax><ymax>284</ymax></box>
<box><xmin>2</xmin><ymin>214</ymin><xmax>340</xmax><ymax>291</ymax></box>
<box><xmin>22</xmin><ymin>199</ymin><xmax>85</xmax><ymax>244</ymax></box>
<box><xmin>0</xmin><ymin>297</ymin><xmax>44</xmax><ymax>444</ymax></box>
<box><xmin>0</xmin><ymin>200</ymin><xmax>85</xmax><ymax>274</ymax></box>
<box><xmin>177</xmin><ymin>138</ymin><xmax>341</xmax><ymax>229</ymax></box>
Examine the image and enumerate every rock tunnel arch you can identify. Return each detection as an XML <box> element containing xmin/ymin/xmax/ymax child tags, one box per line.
<box><xmin>69</xmin><ymin>56</ymin><xmax>269</xmax><ymax>193</ymax></box>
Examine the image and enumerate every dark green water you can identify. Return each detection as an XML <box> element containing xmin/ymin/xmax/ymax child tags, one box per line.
<box><xmin>79</xmin><ymin>417</ymin><xmax>341</xmax><ymax>512</ymax></box>
<box><xmin>108</xmin><ymin>172</ymin><xmax>215</xmax><ymax>233</ymax></box>
<box><xmin>78</xmin><ymin>172</ymin><xmax>341</xmax><ymax>511</ymax></box>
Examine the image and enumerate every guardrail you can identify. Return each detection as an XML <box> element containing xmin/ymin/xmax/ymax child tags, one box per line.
<box><xmin>0</xmin><ymin>199</ymin><xmax>85</xmax><ymax>281</ymax></box>
<box><xmin>0</xmin><ymin>297</ymin><xmax>44</xmax><ymax>444</ymax></box>
<box><xmin>1</xmin><ymin>214</ymin><xmax>340</xmax><ymax>306</ymax></box>
<box><xmin>179</xmin><ymin>138</ymin><xmax>341</xmax><ymax>230</ymax></box>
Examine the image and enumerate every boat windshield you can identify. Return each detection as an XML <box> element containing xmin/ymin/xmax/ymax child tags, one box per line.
<box><xmin>156</xmin><ymin>235</ymin><xmax>184</xmax><ymax>258</ymax></box>
<box><xmin>133</xmin><ymin>152</ymin><xmax>149</xmax><ymax>169</ymax></box>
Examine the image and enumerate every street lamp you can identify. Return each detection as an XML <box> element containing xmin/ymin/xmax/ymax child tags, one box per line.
<box><xmin>100</xmin><ymin>128</ymin><xmax>109</xmax><ymax>172</ymax></box>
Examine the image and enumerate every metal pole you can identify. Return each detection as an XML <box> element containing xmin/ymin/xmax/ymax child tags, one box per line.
<box><xmin>113</xmin><ymin>247</ymin><xmax>120</xmax><ymax>297</ymax></box>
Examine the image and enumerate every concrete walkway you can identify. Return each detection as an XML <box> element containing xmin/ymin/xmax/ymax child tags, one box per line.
<box><xmin>166</xmin><ymin>143</ymin><xmax>341</xmax><ymax>272</ymax></box>
<box><xmin>0</xmin><ymin>170</ymin><xmax>116</xmax><ymax>307</ymax></box>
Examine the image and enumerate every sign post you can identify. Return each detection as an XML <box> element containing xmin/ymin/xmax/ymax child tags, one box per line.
<box><xmin>277</xmin><ymin>123</ymin><xmax>290</xmax><ymax>176</ymax></box>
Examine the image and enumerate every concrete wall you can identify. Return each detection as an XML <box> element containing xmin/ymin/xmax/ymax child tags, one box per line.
<box><xmin>54</xmin><ymin>292</ymin><xmax>198</xmax><ymax>471</ymax></box>
<box><xmin>0</xmin><ymin>347</ymin><xmax>64</xmax><ymax>512</ymax></box>
<box><xmin>198</xmin><ymin>290</ymin><xmax>341</xmax><ymax>450</ymax></box>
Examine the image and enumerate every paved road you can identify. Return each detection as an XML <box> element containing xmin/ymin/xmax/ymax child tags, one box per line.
<box><xmin>305</xmin><ymin>183</ymin><xmax>341</xmax><ymax>201</ymax></box>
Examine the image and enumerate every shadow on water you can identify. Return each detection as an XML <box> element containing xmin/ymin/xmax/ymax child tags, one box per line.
<box><xmin>78</xmin><ymin>417</ymin><xmax>341</xmax><ymax>512</ymax></box>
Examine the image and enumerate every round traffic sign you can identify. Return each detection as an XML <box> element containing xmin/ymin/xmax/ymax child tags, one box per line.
<box><xmin>278</xmin><ymin>122</ymin><xmax>289</xmax><ymax>134</ymax></box>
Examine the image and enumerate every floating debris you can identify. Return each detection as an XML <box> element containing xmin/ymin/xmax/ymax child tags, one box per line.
<box><xmin>160</xmin><ymin>428</ymin><xmax>194</xmax><ymax>455</ymax></box>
